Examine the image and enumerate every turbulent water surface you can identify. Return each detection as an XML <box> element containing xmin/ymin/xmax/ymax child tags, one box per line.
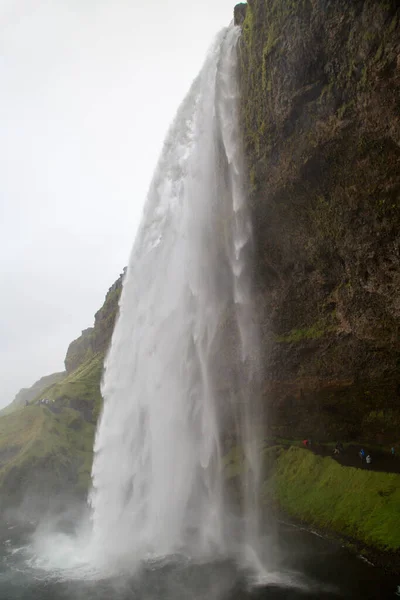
<box><xmin>0</xmin><ymin>520</ymin><xmax>397</xmax><ymax>599</ymax></box>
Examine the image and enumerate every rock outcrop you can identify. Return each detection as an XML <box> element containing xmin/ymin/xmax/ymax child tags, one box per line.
<box><xmin>238</xmin><ymin>0</ymin><xmax>400</xmax><ymax>443</ymax></box>
<box><xmin>64</xmin><ymin>269</ymin><xmax>125</xmax><ymax>373</ymax></box>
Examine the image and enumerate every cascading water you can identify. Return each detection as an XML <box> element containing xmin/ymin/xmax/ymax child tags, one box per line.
<box><xmin>89</xmin><ymin>25</ymin><xmax>262</xmax><ymax>570</ymax></box>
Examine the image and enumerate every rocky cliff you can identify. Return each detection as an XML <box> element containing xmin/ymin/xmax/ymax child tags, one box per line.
<box><xmin>64</xmin><ymin>269</ymin><xmax>125</xmax><ymax>373</ymax></box>
<box><xmin>236</xmin><ymin>0</ymin><xmax>400</xmax><ymax>444</ymax></box>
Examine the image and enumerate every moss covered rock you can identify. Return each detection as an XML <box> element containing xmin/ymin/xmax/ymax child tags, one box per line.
<box><xmin>238</xmin><ymin>0</ymin><xmax>400</xmax><ymax>443</ymax></box>
<box><xmin>269</xmin><ymin>447</ymin><xmax>400</xmax><ymax>551</ymax></box>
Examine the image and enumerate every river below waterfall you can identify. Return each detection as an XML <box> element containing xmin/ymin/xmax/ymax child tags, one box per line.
<box><xmin>0</xmin><ymin>520</ymin><xmax>397</xmax><ymax>599</ymax></box>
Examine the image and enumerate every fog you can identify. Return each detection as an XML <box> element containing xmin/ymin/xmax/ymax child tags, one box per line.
<box><xmin>0</xmin><ymin>0</ymin><xmax>239</xmax><ymax>407</ymax></box>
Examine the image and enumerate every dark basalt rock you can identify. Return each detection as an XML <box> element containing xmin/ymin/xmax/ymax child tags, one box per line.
<box><xmin>234</xmin><ymin>3</ymin><xmax>247</xmax><ymax>26</ymax></box>
<box><xmin>238</xmin><ymin>0</ymin><xmax>400</xmax><ymax>443</ymax></box>
<box><xmin>64</xmin><ymin>268</ymin><xmax>125</xmax><ymax>373</ymax></box>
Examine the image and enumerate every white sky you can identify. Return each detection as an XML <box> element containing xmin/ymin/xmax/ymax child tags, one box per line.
<box><xmin>0</xmin><ymin>0</ymin><xmax>239</xmax><ymax>406</ymax></box>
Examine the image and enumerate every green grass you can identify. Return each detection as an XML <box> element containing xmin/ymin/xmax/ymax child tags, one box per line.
<box><xmin>0</xmin><ymin>372</ymin><xmax>66</xmax><ymax>416</ymax></box>
<box><xmin>270</xmin><ymin>447</ymin><xmax>400</xmax><ymax>550</ymax></box>
<box><xmin>223</xmin><ymin>443</ymin><xmax>400</xmax><ymax>550</ymax></box>
<box><xmin>0</xmin><ymin>404</ymin><xmax>95</xmax><ymax>503</ymax></box>
<box><xmin>0</xmin><ymin>273</ymin><xmax>123</xmax><ymax>507</ymax></box>
<box><xmin>0</xmin><ymin>352</ymin><xmax>105</xmax><ymax>507</ymax></box>
<box><xmin>36</xmin><ymin>353</ymin><xmax>104</xmax><ymax>420</ymax></box>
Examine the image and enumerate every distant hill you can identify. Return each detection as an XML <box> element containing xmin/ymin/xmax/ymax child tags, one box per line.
<box><xmin>1</xmin><ymin>372</ymin><xmax>66</xmax><ymax>416</ymax></box>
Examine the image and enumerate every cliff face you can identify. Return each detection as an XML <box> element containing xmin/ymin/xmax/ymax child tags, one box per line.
<box><xmin>65</xmin><ymin>270</ymin><xmax>125</xmax><ymax>373</ymax></box>
<box><xmin>237</xmin><ymin>0</ymin><xmax>400</xmax><ymax>442</ymax></box>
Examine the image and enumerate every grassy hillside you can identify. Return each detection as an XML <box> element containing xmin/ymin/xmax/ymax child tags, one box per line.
<box><xmin>266</xmin><ymin>446</ymin><xmax>400</xmax><ymax>551</ymax></box>
<box><xmin>223</xmin><ymin>444</ymin><xmax>400</xmax><ymax>553</ymax></box>
<box><xmin>0</xmin><ymin>272</ymin><xmax>124</xmax><ymax>511</ymax></box>
<box><xmin>0</xmin><ymin>351</ymin><xmax>106</xmax><ymax>510</ymax></box>
<box><xmin>0</xmin><ymin>405</ymin><xmax>94</xmax><ymax>510</ymax></box>
<box><xmin>1</xmin><ymin>372</ymin><xmax>66</xmax><ymax>416</ymax></box>
<box><xmin>36</xmin><ymin>353</ymin><xmax>104</xmax><ymax>422</ymax></box>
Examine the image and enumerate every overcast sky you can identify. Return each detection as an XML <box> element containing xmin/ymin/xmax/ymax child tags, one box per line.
<box><xmin>0</xmin><ymin>0</ymin><xmax>238</xmax><ymax>407</ymax></box>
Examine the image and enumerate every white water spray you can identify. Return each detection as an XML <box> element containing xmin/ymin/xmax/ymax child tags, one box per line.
<box><xmin>89</xmin><ymin>26</ymin><xmax>261</xmax><ymax>570</ymax></box>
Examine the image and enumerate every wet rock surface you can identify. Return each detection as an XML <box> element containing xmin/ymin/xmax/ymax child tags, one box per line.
<box><xmin>238</xmin><ymin>0</ymin><xmax>400</xmax><ymax>443</ymax></box>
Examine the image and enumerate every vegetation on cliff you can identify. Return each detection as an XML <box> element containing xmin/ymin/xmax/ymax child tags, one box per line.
<box><xmin>38</xmin><ymin>353</ymin><xmax>104</xmax><ymax>422</ymax></box>
<box><xmin>0</xmin><ymin>271</ymin><xmax>124</xmax><ymax>510</ymax></box>
<box><xmin>224</xmin><ymin>443</ymin><xmax>400</xmax><ymax>554</ymax></box>
<box><xmin>268</xmin><ymin>447</ymin><xmax>400</xmax><ymax>551</ymax></box>
<box><xmin>0</xmin><ymin>405</ymin><xmax>94</xmax><ymax>511</ymax></box>
<box><xmin>0</xmin><ymin>372</ymin><xmax>66</xmax><ymax>417</ymax></box>
<box><xmin>238</xmin><ymin>0</ymin><xmax>400</xmax><ymax>443</ymax></box>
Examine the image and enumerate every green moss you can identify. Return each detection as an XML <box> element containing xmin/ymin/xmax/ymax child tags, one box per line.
<box><xmin>363</xmin><ymin>31</ymin><xmax>375</xmax><ymax>43</ymax></box>
<box><xmin>241</xmin><ymin>2</ymin><xmax>254</xmax><ymax>48</ymax></box>
<box><xmin>388</xmin><ymin>14</ymin><xmax>398</xmax><ymax>33</ymax></box>
<box><xmin>261</xmin><ymin>25</ymin><xmax>280</xmax><ymax>92</ymax></box>
<box><xmin>360</xmin><ymin>65</ymin><xmax>368</xmax><ymax>86</ymax></box>
<box><xmin>275</xmin><ymin>318</ymin><xmax>336</xmax><ymax>343</ymax></box>
<box><xmin>240</xmin><ymin>0</ymin><xmax>301</xmax><ymax>163</ymax></box>
<box><xmin>337</xmin><ymin>100</ymin><xmax>355</xmax><ymax>120</ymax></box>
<box><xmin>373</xmin><ymin>44</ymin><xmax>384</xmax><ymax>63</ymax></box>
<box><xmin>270</xmin><ymin>447</ymin><xmax>400</xmax><ymax>550</ymax></box>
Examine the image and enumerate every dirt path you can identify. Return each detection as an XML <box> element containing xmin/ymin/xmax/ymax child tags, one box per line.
<box><xmin>308</xmin><ymin>443</ymin><xmax>400</xmax><ymax>475</ymax></box>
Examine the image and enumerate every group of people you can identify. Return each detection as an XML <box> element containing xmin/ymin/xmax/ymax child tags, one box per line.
<box><xmin>37</xmin><ymin>397</ymin><xmax>50</xmax><ymax>406</ymax></box>
<box><xmin>301</xmin><ymin>439</ymin><xmax>397</xmax><ymax>469</ymax></box>
<box><xmin>360</xmin><ymin>446</ymin><xmax>396</xmax><ymax>465</ymax></box>
<box><xmin>358</xmin><ymin>448</ymin><xmax>372</xmax><ymax>465</ymax></box>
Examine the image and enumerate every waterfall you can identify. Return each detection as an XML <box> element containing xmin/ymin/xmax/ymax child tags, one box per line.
<box><xmin>89</xmin><ymin>25</ymin><xmax>261</xmax><ymax>570</ymax></box>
